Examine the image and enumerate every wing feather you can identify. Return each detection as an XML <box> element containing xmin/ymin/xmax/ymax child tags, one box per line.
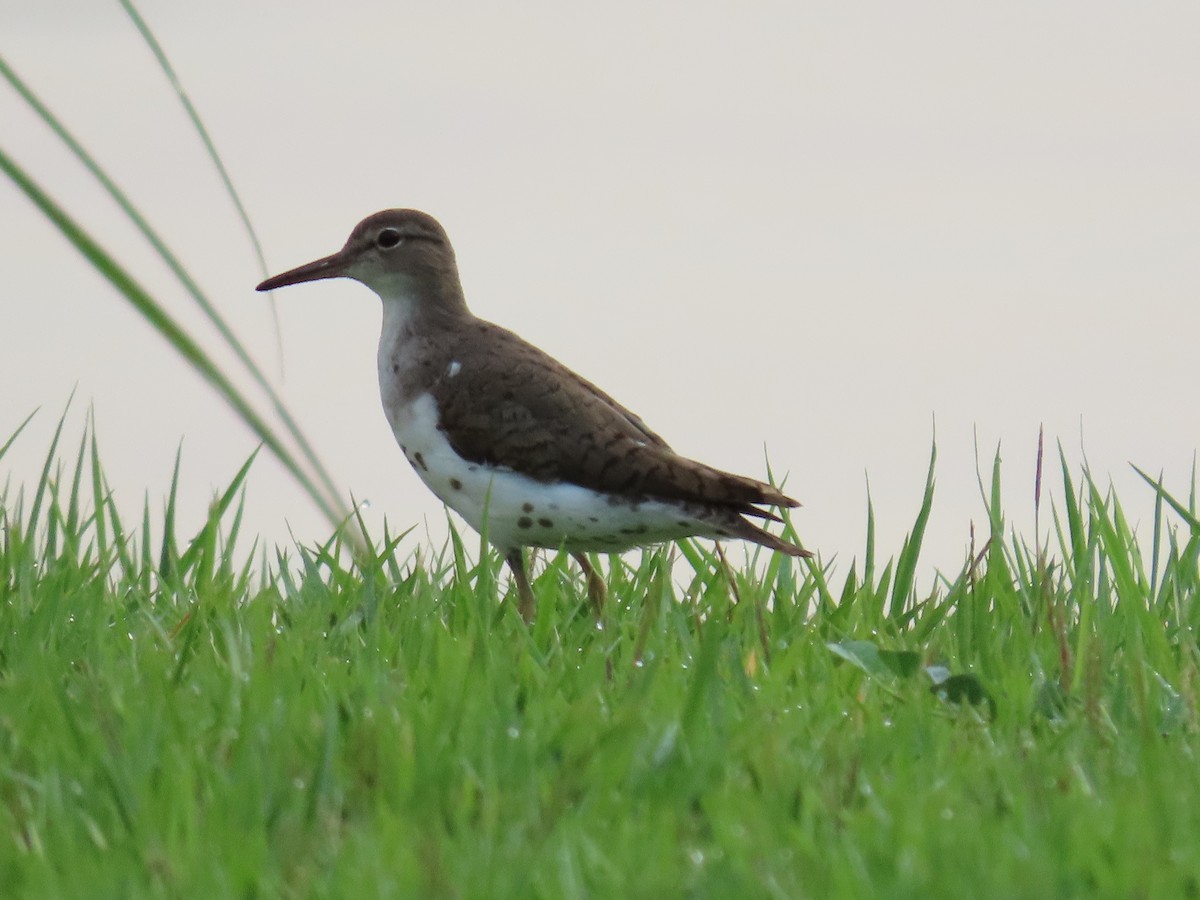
<box><xmin>431</xmin><ymin>322</ymin><xmax>798</xmax><ymax>514</ymax></box>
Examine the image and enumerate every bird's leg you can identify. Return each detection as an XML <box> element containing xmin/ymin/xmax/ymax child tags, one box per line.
<box><xmin>506</xmin><ymin>549</ymin><xmax>536</xmax><ymax>624</ymax></box>
<box><xmin>571</xmin><ymin>551</ymin><xmax>607</xmax><ymax>617</ymax></box>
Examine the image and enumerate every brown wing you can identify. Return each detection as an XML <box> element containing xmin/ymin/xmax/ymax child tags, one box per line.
<box><xmin>431</xmin><ymin>322</ymin><xmax>798</xmax><ymax>514</ymax></box>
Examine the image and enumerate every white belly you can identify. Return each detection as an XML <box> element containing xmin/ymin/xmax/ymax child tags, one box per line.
<box><xmin>386</xmin><ymin>393</ymin><xmax>720</xmax><ymax>553</ymax></box>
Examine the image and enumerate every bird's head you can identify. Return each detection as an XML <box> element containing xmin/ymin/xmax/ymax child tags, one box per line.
<box><xmin>257</xmin><ymin>209</ymin><xmax>464</xmax><ymax>311</ymax></box>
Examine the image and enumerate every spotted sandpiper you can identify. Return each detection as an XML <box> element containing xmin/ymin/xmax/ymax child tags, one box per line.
<box><xmin>257</xmin><ymin>210</ymin><xmax>810</xmax><ymax>620</ymax></box>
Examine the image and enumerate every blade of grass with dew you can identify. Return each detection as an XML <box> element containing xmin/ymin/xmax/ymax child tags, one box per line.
<box><xmin>159</xmin><ymin>443</ymin><xmax>184</xmax><ymax>582</ymax></box>
<box><xmin>63</xmin><ymin>424</ymin><xmax>87</xmax><ymax>550</ymax></box>
<box><xmin>1149</xmin><ymin>469</ymin><xmax>1165</xmax><ymax>602</ymax></box>
<box><xmin>23</xmin><ymin>396</ymin><xmax>72</xmax><ymax>554</ymax></box>
<box><xmin>0</xmin><ymin>409</ymin><xmax>38</xmax><ymax>465</ymax></box>
<box><xmin>890</xmin><ymin>438</ymin><xmax>936</xmax><ymax>621</ymax></box>
<box><xmin>1059</xmin><ymin>442</ymin><xmax>1087</xmax><ymax>571</ymax></box>
<box><xmin>176</xmin><ymin>447</ymin><xmax>260</xmax><ymax>578</ymax></box>
<box><xmin>1133</xmin><ymin>465</ymin><xmax>1200</xmax><ymax>535</ymax></box>
<box><xmin>86</xmin><ymin>410</ymin><xmax>112</xmax><ymax>571</ymax></box>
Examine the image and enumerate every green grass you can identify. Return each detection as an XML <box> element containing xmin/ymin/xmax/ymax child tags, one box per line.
<box><xmin>1</xmin><ymin>415</ymin><xmax>1198</xmax><ymax>899</ymax></box>
<box><xmin>5</xmin><ymin>12</ymin><xmax>1199</xmax><ymax>897</ymax></box>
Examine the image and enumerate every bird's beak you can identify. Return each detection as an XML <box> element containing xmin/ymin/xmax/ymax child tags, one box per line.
<box><xmin>256</xmin><ymin>250</ymin><xmax>351</xmax><ymax>292</ymax></box>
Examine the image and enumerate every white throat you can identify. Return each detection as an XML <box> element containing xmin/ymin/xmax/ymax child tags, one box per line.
<box><xmin>378</xmin><ymin>289</ymin><xmax>420</xmax><ymax>348</ymax></box>
<box><xmin>376</xmin><ymin>288</ymin><xmax>426</xmax><ymax>426</ymax></box>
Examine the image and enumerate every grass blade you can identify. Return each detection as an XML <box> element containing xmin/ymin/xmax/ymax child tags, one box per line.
<box><xmin>890</xmin><ymin>438</ymin><xmax>936</xmax><ymax>619</ymax></box>
<box><xmin>0</xmin><ymin>52</ymin><xmax>348</xmax><ymax>541</ymax></box>
<box><xmin>0</xmin><ymin>146</ymin><xmax>350</xmax><ymax>540</ymax></box>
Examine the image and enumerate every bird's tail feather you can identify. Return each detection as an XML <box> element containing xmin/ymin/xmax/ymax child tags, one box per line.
<box><xmin>724</xmin><ymin>515</ymin><xmax>812</xmax><ymax>558</ymax></box>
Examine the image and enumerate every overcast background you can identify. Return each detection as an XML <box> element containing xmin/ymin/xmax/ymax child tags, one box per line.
<box><xmin>2</xmin><ymin>2</ymin><xmax>1197</xmax><ymax>581</ymax></box>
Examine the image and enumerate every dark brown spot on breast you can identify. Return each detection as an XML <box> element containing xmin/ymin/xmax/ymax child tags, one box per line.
<box><xmin>449</xmin><ymin>478</ymin><xmax>462</xmax><ymax>490</ymax></box>
<box><xmin>522</xmin><ymin>502</ymin><xmax>534</xmax><ymax>513</ymax></box>
<box><xmin>537</xmin><ymin>518</ymin><xmax>553</xmax><ymax>528</ymax></box>
<box><xmin>414</xmin><ymin>452</ymin><xmax>428</xmax><ymax>472</ymax></box>
<box><xmin>518</xmin><ymin>516</ymin><xmax>533</xmax><ymax>529</ymax></box>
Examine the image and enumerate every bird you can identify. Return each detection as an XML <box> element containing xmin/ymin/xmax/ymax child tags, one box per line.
<box><xmin>256</xmin><ymin>209</ymin><xmax>810</xmax><ymax>621</ymax></box>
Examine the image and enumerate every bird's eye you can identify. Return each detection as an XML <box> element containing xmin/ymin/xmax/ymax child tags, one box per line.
<box><xmin>376</xmin><ymin>228</ymin><xmax>403</xmax><ymax>249</ymax></box>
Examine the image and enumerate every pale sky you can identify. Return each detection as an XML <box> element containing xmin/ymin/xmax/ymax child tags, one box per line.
<box><xmin>2</xmin><ymin>2</ymin><xmax>1197</xmax><ymax>581</ymax></box>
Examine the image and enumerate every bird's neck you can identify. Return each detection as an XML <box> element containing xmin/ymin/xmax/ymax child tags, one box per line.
<box><xmin>374</xmin><ymin>268</ymin><xmax>470</xmax><ymax>330</ymax></box>
<box><xmin>376</xmin><ymin>274</ymin><xmax>474</xmax><ymax>412</ymax></box>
